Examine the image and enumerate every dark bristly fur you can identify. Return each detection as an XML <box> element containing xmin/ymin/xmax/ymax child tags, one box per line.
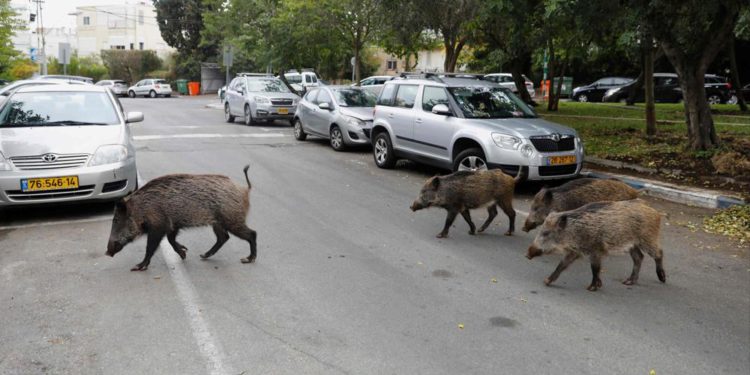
<box><xmin>410</xmin><ymin>169</ymin><xmax>522</xmax><ymax>238</ymax></box>
<box><xmin>526</xmin><ymin>199</ymin><xmax>665</xmax><ymax>291</ymax></box>
<box><xmin>105</xmin><ymin>165</ymin><xmax>257</xmax><ymax>271</ymax></box>
<box><xmin>522</xmin><ymin>178</ymin><xmax>639</xmax><ymax>232</ymax></box>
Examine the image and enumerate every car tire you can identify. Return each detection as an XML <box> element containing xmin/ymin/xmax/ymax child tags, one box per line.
<box><xmin>727</xmin><ymin>95</ymin><xmax>738</xmax><ymax>105</ymax></box>
<box><xmin>293</xmin><ymin>119</ymin><xmax>307</xmax><ymax>141</ymax></box>
<box><xmin>128</xmin><ymin>91</ymin><xmax>135</xmax><ymax>98</ymax></box>
<box><xmin>330</xmin><ymin>125</ymin><xmax>345</xmax><ymax>151</ymax></box>
<box><xmin>453</xmin><ymin>148</ymin><xmax>488</xmax><ymax>172</ymax></box>
<box><xmin>165</xmin><ymin>94</ymin><xmax>171</xmax><ymax>98</ymax></box>
<box><xmin>224</xmin><ymin>103</ymin><xmax>235</xmax><ymax>123</ymax></box>
<box><xmin>244</xmin><ymin>105</ymin><xmax>253</xmax><ymax>126</ymax></box>
<box><xmin>577</xmin><ymin>94</ymin><xmax>588</xmax><ymax>103</ymax></box>
<box><xmin>707</xmin><ymin>94</ymin><xmax>722</xmax><ymax>105</ymax></box>
<box><xmin>149</xmin><ymin>90</ymin><xmax>157</xmax><ymax>98</ymax></box>
<box><xmin>373</xmin><ymin>132</ymin><xmax>396</xmax><ymax>169</ymax></box>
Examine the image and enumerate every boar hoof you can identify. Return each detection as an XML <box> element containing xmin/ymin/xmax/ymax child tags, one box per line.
<box><xmin>657</xmin><ymin>269</ymin><xmax>666</xmax><ymax>283</ymax></box>
<box><xmin>543</xmin><ymin>277</ymin><xmax>553</xmax><ymax>286</ymax></box>
<box><xmin>436</xmin><ymin>233</ymin><xmax>448</xmax><ymax>239</ymax></box>
<box><xmin>130</xmin><ymin>264</ymin><xmax>148</xmax><ymax>271</ymax></box>
<box><xmin>622</xmin><ymin>278</ymin><xmax>636</xmax><ymax>286</ymax></box>
<box><xmin>468</xmin><ymin>230</ymin><xmax>475</xmax><ymax>235</ymax></box>
<box><xmin>176</xmin><ymin>249</ymin><xmax>187</xmax><ymax>260</ymax></box>
<box><xmin>241</xmin><ymin>256</ymin><xmax>256</xmax><ymax>264</ymax></box>
<box><xmin>504</xmin><ymin>230</ymin><xmax>513</xmax><ymax>236</ymax></box>
<box><xmin>587</xmin><ymin>279</ymin><xmax>603</xmax><ymax>291</ymax></box>
<box><xmin>199</xmin><ymin>253</ymin><xmax>211</xmax><ymax>259</ymax></box>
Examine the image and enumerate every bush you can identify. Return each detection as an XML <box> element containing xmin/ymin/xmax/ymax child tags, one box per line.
<box><xmin>6</xmin><ymin>58</ymin><xmax>37</xmax><ymax>80</ymax></box>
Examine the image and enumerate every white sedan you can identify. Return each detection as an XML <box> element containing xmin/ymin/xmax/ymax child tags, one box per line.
<box><xmin>127</xmin><ymin>78</ymin><xmax>172</xmax><ymax>98</ymax></box>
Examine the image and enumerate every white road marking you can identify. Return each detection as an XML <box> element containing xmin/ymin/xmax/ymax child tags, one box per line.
<box><xmin>161</xmin><ymin>242</ymin><xmax>233</xmax><ymax>375</ymax></box>
<box><xmin>0</xmin><ymin>215</ymin><xmax>111</xmax><ymax>231</ymax></box>
<box><xmin>134</xmin><ymin>133</ymin><xmax>285</xmax><ymax>141</ymax></box>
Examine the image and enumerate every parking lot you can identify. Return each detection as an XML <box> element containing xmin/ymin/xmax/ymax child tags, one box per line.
<box><xmin>1</xmin><ymin>96</ymin><xmax>748</xmax><ymax>374</ymax></box>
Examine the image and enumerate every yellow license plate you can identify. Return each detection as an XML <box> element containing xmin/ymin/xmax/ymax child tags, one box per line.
<box><xmin>21</xmin><ymin>176</ymin><xmax>79</xmax><ymax>192</ymax></box>
<box><xmin>277</xmin><ymin>108</ymin><xmax>289</xmax><ymax>115</ymax></box>
<box><xmin>546</xmin><ymin>155</ymin><xmax>577</xmax><ymax>165</ymax></box>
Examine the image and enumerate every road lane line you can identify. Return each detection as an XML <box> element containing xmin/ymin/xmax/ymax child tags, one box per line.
<box><xmin>134</xmin><ymin>133</ymin><xmax>286</xmax><ymax>141</ymax></box>
<box><xmin>161</xmin><ymin>242</ymin><xmax>233</xmax><ymax>375</ymax></box>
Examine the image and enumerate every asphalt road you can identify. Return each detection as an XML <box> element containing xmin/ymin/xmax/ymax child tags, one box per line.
<box><xmin>1</xmin><ymin>95</ymin><xmax>748</xmax><ymax>375</ymax></box>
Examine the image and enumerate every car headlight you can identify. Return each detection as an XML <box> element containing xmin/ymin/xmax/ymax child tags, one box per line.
<box><xmin>89</xmin><ymin>145</ymin><xmax>129</xmax><ymax>166</ymax></box>
<box><xmin>491</xmin><ymin>133</ymin><xmax>521</xmax><ymax>149</ymax></box>
<box><xmin>0</xmin><ymin>151</ymin><xmax>12</xmax><ymax>171</ymax></box>
<box><xmin>346</xmin><ymin>116</ymin><xmax>366</xmax><ymax>127</ymax></box>
<box><xmin>254</xmin><ymin>96</ymin><xmax>270</xmax><ymax>104</ymax></box>
<box><xmin>520</xmin><ymin>144</ymin><xmax>534</xmax><ymax>158</ymax></box>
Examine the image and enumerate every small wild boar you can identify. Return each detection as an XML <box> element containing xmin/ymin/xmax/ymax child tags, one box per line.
<box><xmin>105</xmin><ymin>165</ymin><xmax>257</xmax><ymax>271</ymax></box>
<box><xmin>410</xmin><ymin>169</ymin><xmax>522</xmax><ymax>238</ymax></box>
<box><xmin>522</xmin><ymin>178</ymin><xmax>639</xmax><ymax>232</ymax></box>
<box><xmin>526</xmin><ymin>199</ymin><xmax>665</xmax><ymax>291</ymax></box>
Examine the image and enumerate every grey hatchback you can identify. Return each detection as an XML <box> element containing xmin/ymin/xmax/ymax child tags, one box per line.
<box><xmin>370</xmin><ymin>74</ymin><xmax>584</xmax><ymax>180</ymax></box>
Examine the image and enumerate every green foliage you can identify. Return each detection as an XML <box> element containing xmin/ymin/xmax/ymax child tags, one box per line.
<box><xmin>153</xmin><ymin>0</ymin><xmax>218</xmax><ymax>78</ymax></box>
<box><xmin>47</xmin><ymin>54</ymin><xmax>108</xmax><ymax>81</ymax></box>
<box><xmin>703</xmin><ymin>205</ymin><xmax>750</xmax><ymax>245</ymax></box>
<box><xmin>0</xmin><ymin>0</ymin><xmax>22</xmax><ymax>77</ymax></box>
<box><xmin>6</xmin><ymin>58</ymin><xmax>37</xmax><ymax>80</ymax></box>
<box><xmin>100</xmin><ymin>50</ymin><xmax>163</xmax><ymax>84</ymax></box>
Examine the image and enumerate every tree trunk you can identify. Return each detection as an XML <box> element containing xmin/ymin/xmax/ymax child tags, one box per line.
<box><xmin>546</xmin><ymin>39</ymin><xmax>556</xmax><ymax>111</ymax></box>
<box><xmin>549</xmin><ymin>61</ymin><xmax>566</xmax><ymax>111</ymax></box>
<box><xmin>644</xmin><ymin>43</ymin><xmax>656</xmax><ymax>136</ymax></box>
<box><xmin>728</xmin><ymin>36</ymin><xmax>748</xmax><ymax>111</ymax></box>
<box><xmin>354</xmin><ymin>42</ymin><xmax>361</xmax><ymax>85</ymax></box>
<box><xmin>678</xmin><ymin>67</ymin><xmax>719</xmax><ymax>150</ymax></box>
<box><xmin>510</xmin><ymin>54</ymin><xmax>533</xmax><ymax>105</ymax></box>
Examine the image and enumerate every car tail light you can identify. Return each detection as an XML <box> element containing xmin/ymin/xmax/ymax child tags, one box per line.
<box><xmin>726</xmin><ymin>83</ymin><xmax>732</xmax><ymax>89</ymax></box>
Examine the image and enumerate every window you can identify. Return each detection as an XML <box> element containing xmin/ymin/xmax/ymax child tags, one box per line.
<box><xmin>361</xmin><ymin>78</ymin><xmax>373</xmax><ymax>86</ymax></box>
<box><xmin>0</xmin><ymin>92</ymin><xmax>120</xmax><ymax>127</ymax></box>
<box><xmin>333</xmin><ymin>89</ymin><xmax>377</xmax><ymax>107</ymax></box>
<box><xmin>111</xmin><ymin>45</ymin><xmax>125</xmax><ymax>50</ymax></box>
<box><xmin>246</xmin><ymin>79</ymin><xmax>290</xmax><ymax>93</ymax></box>
<box><xmin>394</xmin><ymin>85</ymin><xmax>418</xmax><ymax>108</ymax></box>
<box><xmin>129</xmin><ymin>43</ymin><xmax>134</xmax><ymax>50</ymax></box>
<box><xmin>139</xmin><ymin>42</ymin><xmax>144</xmax><ymax>50</ymax></box>
<box><xmin>305</xmin><ymin>89</ymin><xmax>319</xmax><ymax>103</ymax></box>
<box><xmin>305</xmin><ymin>75</ymin><xmax>312</xmax><ymax>83</ymax></box>
<box><xmin>83</xmin><ymin>16</ymin><xmax>90</xmax><ymax>25</ymax></box>
<box><xmin>138</xmin><ymin>11</ymin><xmax>144</xmax><ymax>25</ymax></box>
<box><xmin>317</xmin><ymin>90</ymin><xmax>333</xmax><ymax>106</ymax></box>
<box><xmin>386</xmin><ymin>60</ymin><xmax>397</xmax><ymax>70</ymax></box>
<box><xmin>448</xmin><ymin>87</ymin><xmax>536</xmax><ymax>119</ymax></box>
<box><xmin>422</xmin><ymin>86</ymin><xmax>450</xmax><ymax>112</ymax></box>
<box><xmin>377</xmin><ymin>84</ymin><xmax>397</xmax><ymax>106</ymax></box>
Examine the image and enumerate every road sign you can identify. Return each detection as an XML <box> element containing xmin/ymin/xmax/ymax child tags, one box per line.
<box><xmin>58</xmin><ymin>43</ymin><xmax>71</xmax><ymax>64</ymax></box>
<box><xmin>30</xmin><ymin>47</ymin><xmax>37</xmax><ymax>62</ymax></box>
<box><xmin>223</xmin><ymin>46</ymin><xmax>233</xmax><ymax>68</ymax></box>
<box><xmin>350</xmin><ymin>57</ymin><xmax>355</xmax><ymax>67</ymax></box>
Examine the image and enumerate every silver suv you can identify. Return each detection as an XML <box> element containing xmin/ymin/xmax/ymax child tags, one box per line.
<box><xmin>370</xmin><ymin>74</ymin><xmax>583</xmax><ymax>180</ymax></box>
<box><xmin>224</xmin><ymin>74</ymin><xmax>300</xmax><ymax>125</ymax></box>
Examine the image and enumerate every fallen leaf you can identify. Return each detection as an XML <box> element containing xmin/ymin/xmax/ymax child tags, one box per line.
<box><xmin>491</xmin><ymin>278</ymin><xmax>497</xmax><ymax>283</ymax></box>
<box><xmin>458</xmin><ymin>323</ymin><xmax>464</xmax><ymax>329</ymax></box>
<box><xmin>153</xmin><ymin>276</ymin><xmax>161</xmax><ymax>280</ymax></box>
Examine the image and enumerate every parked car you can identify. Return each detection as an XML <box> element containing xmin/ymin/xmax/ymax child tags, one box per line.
<box><xmin>0</xmin><ymin>84</ymin><xmax>142</xmax><ymax>206</ymax></box>
<box><xmin>728</xmin><ymin>83</ymin><xmax>750</xmax><ymax>104</ymax></box>
<box><xmin>603</xmin><ymin>73</ymin><xmax>732</xmax><ymax>104</ymax></box>
<box><xmin>483</xmin><ymin>73</ymin><xmax>536</xmax><ymax>98</ymax></box>
<box><xmin>284</xmin><ymin>70</ymin><xmax>320</xmax><ymax>90</ymax></box>
<box><xmin>354</xmin><ymin>75</ymin><xmax>395</xmax><ymax>96</ymax></box>
<box><xmin>95</xmin><ymin>79</ymin><xmax>129</xmax><ymax>97</ymax></box>
<box><xmin>38</xmin><ymin>74</ymin><xmax>94</xmax><ymax>84</ymax></box>
<box><xmin>571</xmin><ymin>77</ymin><xmax>632</xmax><ymax>102</ymax></box>
<box><xmin>370</xmin><ymin>74</ymin><xmax>583</xmax><ymax>180</ymax></box>
<box><xmin>0</xmin><ymin>79</ymin><xmax>88</xmax><ymax>103</ymax></box>
<box><xmin>224</xmin><ymin>74</ymin><xmax>300</xmax><ymax>125</ymax></box>
<box><xmin>294</xmin><ymin>86</ymin><xmax>377</xmax><ymax>150</ymax></box>
<box><xmin>127</xmin><ymin>78</ymin><xmax>172</xmax><ymax>98</ymax></box>
<box><xmin>703</xmin><ymin>74</ymin><xmax>732</xmax><ymax>104</ymax></box>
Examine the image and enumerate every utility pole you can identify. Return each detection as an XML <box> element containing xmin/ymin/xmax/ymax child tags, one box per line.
<box><xmin>33</xmin><ymin>0</ymin><xmax>47</xmax><ymax>75</ymax></box>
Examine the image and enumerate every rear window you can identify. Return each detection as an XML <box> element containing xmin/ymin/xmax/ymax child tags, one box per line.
<box><xmin>0</xmin><ymin>92</ymin><xmax>120</xmax><ymax>127</ymax></box>
<box><xmin>422</xmin><ymin>86</ymin><xmax>450</xmax><ymax>112</ymax></box>
<box><xmin>154</xmin><ymin>79</ymin><xmax>168</xmax><ymax>84</ymax></box>
<box><xmin>377</xmin><ymin>84</ymin><xmax>397</xmax><ymax>106</ymax></box>
<box><xmin>393</xmin><ymin>85</ymin><xmax>418</xmax><ymax>109</ymax></box>
<box><xmin>333</xmin><ymin>89</ymin><xmax>377</xmax><ymax>107</ymax></box>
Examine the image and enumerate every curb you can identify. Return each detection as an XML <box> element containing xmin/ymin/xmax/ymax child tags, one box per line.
<box><xmin>581</xmin><ymin>170</ymin><xmax>746</xmax><ymax>209</ymax></box>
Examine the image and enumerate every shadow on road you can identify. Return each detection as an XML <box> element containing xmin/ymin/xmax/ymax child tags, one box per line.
<box><xmin>0</xmin><ymin>201</ymin><xmax>115</xmax><ymax>227</ymax></box>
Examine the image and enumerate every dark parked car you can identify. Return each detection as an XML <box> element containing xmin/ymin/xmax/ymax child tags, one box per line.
<box><xmin>571</xmin><ymin>77</ymin><xmax>632</xmax><ymax>102</ymax></box>
<box><xmin>728</xmin><ymin>83</ymin><xmax>750</xmax><ymax>104</ymax></box>
<box><xmin>704</xmin><ymin>75</ymin><xmax>732</xmax><ymax>104</ymax></box>
<box><xmin>603</xmin><ymin>73</ymin><xmax>732</xmax><ymax>104</ymax></box>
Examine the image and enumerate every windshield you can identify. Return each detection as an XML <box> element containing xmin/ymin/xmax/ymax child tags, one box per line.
<box><xmin>247</xmin><ymin>79</ymin><xmax>291</xmax><ymax>93</ymax></box>
<box><xmin>333</xmin><ymin>89</ymin><xmax>377</xmax><ymax>107</ymax></box>
<box><xmin>448</xmin><ymin>87</ymin><xmax>536</xmax><ymax>119</ymax></box>
<box><xmin>0</xmin><ymin>92</ymin><xmax>120</xmax><ymax>127</ymax></box>
<box><xmin>285</xmin><ymin>75</ymin><xmax>302</xmax><ymax>84</ymax></box>
<box><xmin>154</xmin><ymin>79</ymin><xmax>168</xmax><ymax>85</ymax></box>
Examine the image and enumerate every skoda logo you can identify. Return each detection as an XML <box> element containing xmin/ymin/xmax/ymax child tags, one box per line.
<box><xmin>42</xmin><ymin>153</ymin><xmax>58</xmax><ymax>162</ymax></box>
<box><xmin>550</xmin><ymin>133</ymin><xmax>561</xmax><ymax>142</ymax></box>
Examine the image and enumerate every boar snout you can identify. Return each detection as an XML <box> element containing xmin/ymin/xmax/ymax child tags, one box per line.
<box><xmin>522</xmin><ymin>219</ymin><xmax>536</xmax><ymax>232</ymax></box>
<box><xmin>106</xmin><ymin>241</ymin><xmax>123</xmax><ymax>257</ymax></box>
<box><xmin>526</xmin><ymin>245</ymin><xmax>543</xmax><ymax>259</ymax></box>
<box><xmin>410</xmin><ymin>201</ymin><xmax>424</xmax><ymax>211</ymax></box>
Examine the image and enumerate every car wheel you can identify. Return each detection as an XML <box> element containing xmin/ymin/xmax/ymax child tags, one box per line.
<box><xmin>727</xmin><ymin>95</ymin><xmax>738</xmax><ymax>105</ymax></box>
<box><xmin>244</xmin><ymin>105</ymin><xmax>253</xmax><ymax>126</ymax></box>
<box><xmin>453</xmin><ymin>148</ymin><xmax>488</xmax><ymax>172</ymax></box>
<box><xmin>128</xmin><ymin>91</ymin><xmax>135</xmax><ymax>98</ymax></box>
<box><xmin>577</xmin><ymin>94</ymin><xmax>588</xmax><ymax>103</ymax></box>
<box><xmin>330</xmin><ymin>125</ymin><xmax>345</xmax><ymax>151</ymax></box>
<box><xmin>165</xmin><ymin>94</ymin><xmax>171</xmax><ymax>98</ymax></box>
<box><xmin>293</xmin><ymin>119</ymin><xmax>307</xmax><ymax>141</ymax></box>
<box><xmin>149</xmin><ymin>90</ymin><xmax>157</xmax><ymax>98</ymax></box>
<box><xmin>373</xmin><ymin>132</ymin><xmax>396</xmax><ymax>169</ymax></box>
<box><xmin>224</xmin><ymin>103</ymin><xmax>235</xmax><ymax>123</ymax></box>
<box><xmin>707</xmin><ymin>94</ymin><xmax>722</xmax><ymax>105</ymax></box>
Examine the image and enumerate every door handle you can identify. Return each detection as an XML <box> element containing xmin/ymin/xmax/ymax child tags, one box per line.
<box><xmin>415</xmin><ymin>118</ymin><xmax>423</xmax><ymax>124</ymax></box>
<box><xmin>387</xmin><ymin>113</ymin><xmax>394</xmax><ymax>119</ymax></box>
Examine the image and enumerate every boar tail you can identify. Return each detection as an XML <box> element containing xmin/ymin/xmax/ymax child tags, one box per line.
<box><xmin>513</xmin><ymin>167</ymin><xmax>526</xmax><ymax>184</ymax></box>
<box><xmin>243</xmin><ymin>164</ymin><xmax>252</xmax><ymax>190</ymax></box>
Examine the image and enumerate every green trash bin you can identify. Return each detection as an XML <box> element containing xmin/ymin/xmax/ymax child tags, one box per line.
<box><xmin>552</xmin><ymin>77</ymin><xmax>574</xmax><ymax>97</ymax></box>
<box><xmin>175</xmin><ymin>79</ymin><xmax>189</xmax><ymax>95</ymax></box>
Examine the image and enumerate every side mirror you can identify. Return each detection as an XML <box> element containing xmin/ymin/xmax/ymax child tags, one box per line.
<box><xmin>318</xmin><ymin>102</ymin><xmax>331</xmax><ymax>110</ymax></box>
<box><xmin>125</xmin><ymin>111</ymin><xmax>144</xmax><ymax>123</ymax></box>
<box><xmin>431</xmin><ymin>104</ymin><xmax>451</xmax><ymax>116</ymax></box>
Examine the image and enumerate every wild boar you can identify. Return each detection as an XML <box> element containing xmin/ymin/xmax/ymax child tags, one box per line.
<box><xmin>106</xmin><ymin>165</ymin><xmax>257</xmax><ymax>271</ymax></box>
<box><xmin>522</xmin><ymin>178</ymin><xmax>639</xmax><ymax>232</ymax></box>
<box><xmin>410</xmin><ymin>169</ymin><xmax>522</xmax><ymax>238</ymax></box>
<box><xmin>526</xmin><ymin>199</ymin><xmax>665</xmax><ymax>291</ymax></box>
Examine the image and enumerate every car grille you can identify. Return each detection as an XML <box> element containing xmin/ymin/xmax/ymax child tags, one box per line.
<box><xmin>538</xmin><ymin>165</ymin><xmax>578</xmax><ymax>176</ymax></box>
<box><xmin>271</xmin><ymin>98</ymin><xmax>294</xmax><ymax>106</ymax></box>
<box><xmin>529</xmin><ymin>135</ymin><xmax>575</xmax><ymax>152</ymax></box>
<box><xmin>10</xmin><ymin>153</ymin><xmax>90</xmax><ymax>170</ymax></box>
<box><xmin>5</xmin><ymin>185</ymin><xmax>96</xmax><ymax>201</ymax></box>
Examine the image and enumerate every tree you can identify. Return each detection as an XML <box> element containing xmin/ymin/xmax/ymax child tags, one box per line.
<box><xmin>379</xmin><ymin>0</ymin><xmax>437</xmax><ymax>72</ymax></box>
<box><xmin>48</xmin><ymin>54</ymin><xmax>108</xmax><ymax>81</ymax></box>
<box><xmin>417</xmin><ymin>0</ymin><xmax>479</xmax><ymax>72</ymax></box>
<box><xmin>100</xmin><ymin>50</ymin><xmax>162</xmax><ymax>84</ymax></box>
<box><xmin>729</xmin><ymin>6</ymin><xmax>749</xmax><ymax>111</ymax></box>
<box><xmin>325</xmin><ymin>0</ymin><xmax>383</xmax><ymax>84</ymax></box>
<box><xmin>633</xmin><ymin>0</ymin><xmax>743</xmax><ymax>150</ymax></box>
<box><xmin>153</xmin><ymin>0</ymin><xmax>217</xmax><ymax>79</ymax></box>
<box><xmin>0</xmin><ymin>0</ymin><xmax>21</xmax><ymax>77</ymax></box>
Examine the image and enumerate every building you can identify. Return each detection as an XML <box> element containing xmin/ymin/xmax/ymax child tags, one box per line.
<box><xmin>9</xmin><ymin>0</ymin><xmax>32</xmax><ymax>58</ymax></box>
<box><xmin>73</xmin><ymin>2</ymin><xmax>174</xmax><ymax>59</ymax></box>
<box><xmin>372</xmin><ymin>48</ymin><xmax>452</xmax><ymax>76</ymax></box>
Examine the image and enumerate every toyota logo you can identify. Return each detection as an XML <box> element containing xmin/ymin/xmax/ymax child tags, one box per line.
<box><xmin>42</xmin><ymin>153</ymin><xmax>58</xmax><ymax>162</ymax></box>
<box><xmin>550</xmin><ymin>133</ymin><xmax>560</xmax><ymax>142</ymax></box>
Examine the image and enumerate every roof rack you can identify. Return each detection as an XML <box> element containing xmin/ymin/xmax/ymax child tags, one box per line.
<box><xmin>398</xmin><ymin>72</ymin><xmax>485</xmax><ymax>83</ymax></box>
<box><xmin>237</xmin><ymin>72</ymin><xmax>274</xmax><ymax>77</ymax></box>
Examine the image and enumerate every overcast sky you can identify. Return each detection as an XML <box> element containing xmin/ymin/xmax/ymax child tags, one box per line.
<box><xmin>17</xmin><ymin>0</ymin><xmax>143</xmax><ymax>28</ymax></box>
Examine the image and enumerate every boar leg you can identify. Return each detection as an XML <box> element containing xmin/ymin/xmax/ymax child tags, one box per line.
<box><xmin>200</xmin><ymin>224</ymin><xmax>230</xmax><ymax>260</ymax></box>
<box><xmin>478</xmin><ymin>206</ymin><xmax>497</xmax><ymax>233</ymax></box>
<box><xmin>623</xmin><ymin>246</ymin><xmax>644</xmax><ymax>285</ymax></box>
<box><xmin>437</xmin><ymin>210</ymin><xmax>459</xmax><ymax>238</ymax></box>
<box><xmin>640</xmin><ymin>244</ymin><xmax>666</xmax><ymax>283</ymax></box>
<box><xmin>587</xmin><ymin>256</ymin><xmax>603</xmax><ymax>291</ymax></box>
<box><xmin>131</xmin><ymin>232</ymin><xmax>164</xmax><ymax>271</ymax></box>
<box><xmin>544</xmin><ymin>251</ymin><xmax>580</xmax><ymax>286</ymax></box>
<box><xmin>460</xmin><ymin>210</ymin><xmax>476</xmax><ymax>235</ymax></box>
<box><xmin>167</xmin><ymin>230</ymin><xmax>188</xmax><ymax>260</ymax></box>
<box><xmin>228</xmin><ymin>224</ymin><xmax>258</xmax><ymax>264</ymax></box>
<box><xmin>497</xmin><ymin>198</ymin><xmax>516</xmax><ymax>236</ymax></box>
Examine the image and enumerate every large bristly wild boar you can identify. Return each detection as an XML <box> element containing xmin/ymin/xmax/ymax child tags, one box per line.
<box><xmin>522</xmin><ymin>178</ymin><xmax>639</xmax><ymax>232</ymax></box>
<box><xmin>526</xmin><ymin>199</ymin><xmax>665</xmax><ymax>291</ymax></box>
<box><xmin>105</xmin><ymin>165</ymin><xmax>257</xmax><ymax>271</ymax></box>
<box><xmin>410</xmin><ymin>169</ymin><xmax>523</xmax><ymax>238</ymax></box>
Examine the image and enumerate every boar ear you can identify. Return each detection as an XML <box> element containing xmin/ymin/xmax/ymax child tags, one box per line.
<box><xmin>556</xmin><ymin>214</ymin><xmax>568</xmax><ymax>229</ymax></box>
<box><xmin>430</xmin><ymin>176</ymin><xmax>440</xmax><ymax>189</ymax></box>
<box><xmin>543</xmin><ymin>189</ymin><xmax>553</xmax><ymax>203</ymax></box>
